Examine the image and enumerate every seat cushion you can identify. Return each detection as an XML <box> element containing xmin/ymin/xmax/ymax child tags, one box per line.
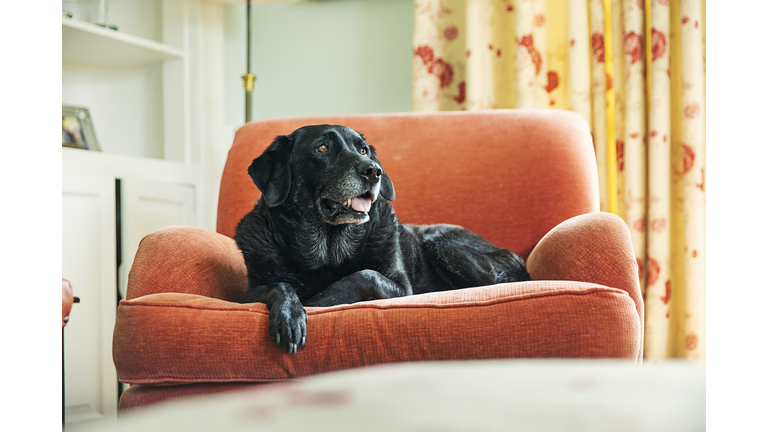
<box><xmin>113</xmin><ymin>281</ymin><xmax>641</xmax><ymax>385</ymax></box>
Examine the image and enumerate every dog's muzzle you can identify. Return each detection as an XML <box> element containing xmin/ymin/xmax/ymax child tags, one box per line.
<box><xmin>321</xmin><ymin>164</ymin><xmax>382</xmax><ymax>224</ymax></box>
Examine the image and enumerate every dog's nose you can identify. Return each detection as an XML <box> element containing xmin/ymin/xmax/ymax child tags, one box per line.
<box><xmin>358</xmin><ymin>162</ymin><xmax>382</xmax><ymax>184</ymax></box>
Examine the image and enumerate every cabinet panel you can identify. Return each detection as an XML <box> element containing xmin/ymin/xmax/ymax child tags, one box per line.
<box><xmin>62</xmin><ymin>173</ymin><xmax>118</xmax><ymax>425</ymax></box>
<box><xmin>120</xmin><ymin>178</ymin><xmax>196</xmax><ymax>299</ymax></box>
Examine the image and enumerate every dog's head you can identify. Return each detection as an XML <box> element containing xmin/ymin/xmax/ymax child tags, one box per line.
<box><xmin>248</xmin><ymin>125</ymin><xmax>395</xmax><ymax>225</ymax></box>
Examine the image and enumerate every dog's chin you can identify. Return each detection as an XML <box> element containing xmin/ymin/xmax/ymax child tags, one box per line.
<box><xmin>325</xmin><ymin>212</ymin><xmax>370</xmax><ymax>226</ymax></box>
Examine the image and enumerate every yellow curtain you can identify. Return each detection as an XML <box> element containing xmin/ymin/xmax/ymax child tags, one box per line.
<box><xmin>412</xmin><ymin>0</ymin><xmax>705</xmax><ymax>360</ymax></box>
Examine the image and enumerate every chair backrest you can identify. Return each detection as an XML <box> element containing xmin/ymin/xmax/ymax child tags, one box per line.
<box><xmin>217</xmin><ymin>109</ymin><xmax>599</xmax><ymax>260</ymax></box>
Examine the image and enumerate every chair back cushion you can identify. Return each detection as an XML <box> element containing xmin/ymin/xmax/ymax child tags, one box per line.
<box><xmin>217</xmin><ymin>109</ymin><xmax>598</xmax><ymax>259</ymax></box>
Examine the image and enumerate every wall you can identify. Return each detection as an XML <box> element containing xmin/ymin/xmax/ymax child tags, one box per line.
<box><xmin>223</xmin><ymin>0</ymin><xmax>414</xmax><ymax>126</ymax></box>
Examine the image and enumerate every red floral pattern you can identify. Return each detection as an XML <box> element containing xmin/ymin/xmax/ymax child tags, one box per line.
<box><xmin>616</xmin><ymin>140</ymin><xmax>625</xmax><ymax>171</ymax></box>
<box><xmin>684</xmin><ymin>103</ymin><xmax>701</xmax><ymax>119</ymax></box>
<box><xmin>545</xmin><ymin>71</ymin><xmax>559</xmax><ymax>93</ymax></box>
<box><xmin>651</xmin><ymin>217</ymin><xmax>666</xmax><ymax>233</ymax></box>
<box><xmin>647</xmin><ymin>257</ymin><xmax>661</xmax><ymax>286</ymax></box>
<box><xmin>517</xmin><ymin>34</ymin><xmax>543</xmax><ymax>75</ymax></box>
<box><xmin>437</xmin><ymin>0</ymin><xmax>452</xmax><ymax>18</ymax></box>
<box><xmin>651</xmin><ymin>28</ymin><xmax>666</xmax><ymax>62</ymax></box>
<box><xmin>530</xmin><ymin>50</ymin><xmax>542</xmax><ymax>75</ymax></box>
<box><xmin>428</xmin><ymin>59</ymin><xmax>454</xmax><ymax>88</ymax></box>
<box><xmin>625</xmin><ymin>31</ymin><xmax>643</xmax><ymax>65</ymax></box>
<box><xmin>661</xmin><ymin>280</ymin><xmax>671</xmax><ymax>304</ymax></box>
<box><xmin>453</xmin><ymin>81</ymin><xmax>466</xmax><ymax>104</ymax></box>
<box><xmin>683</xmin><ymin>144</ymin><xmax>696</xmax><ymax>174</ymax></box>
<box><xmin>444</xmin><ymin>26</ymin><xmax>458</xmax><ymax>41</ymax></box>
<box><xmin>414</xmin><ymin>45</ymin><xmax>454</xmax><ymax>89</ymax></box>
<box><xmin>685</xmin><ymin>333</ymin><xmax>698</xmax><ymax>351</ymax></box>
<box><xmin>633</xmin><ymin>217</ymin><xmax>646</xmax><ymax>233</ymax></box>
<box><xmin>592</xmin><ymin>33</ymin><xmax>605</xmax><ymax>63</ymax></box>
<box><xmin>415</xmin><ymin>45</ymin><xmax>434</xmax><ymax>65</ymax></box>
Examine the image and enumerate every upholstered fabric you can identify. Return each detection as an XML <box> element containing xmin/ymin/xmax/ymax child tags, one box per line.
<box><xmin>114</xmin><ymin>281</ymin><xmax>639</xmax><ymax>386</ymax></box>
<box><xmin>217</xmin><ymin>109</ymin><xmax>598</xmax><ymax>260</ymax></box>
<box><xmin>125</xmin><ymin>226</ymin><xmax>247</xmax><ymax>302</ymax></box>
<box><xmin>62</xmin><ymin>279</ymin><xmax>74</xmax><ymax>328</ymax></box>
<box><xmin>114</xmin><ymin>109</ymin><xmax>643</xmax><ymax>411</ymax></box>
<box><xmin>527</xmin><ymin>212</ymin><xmax>644</xmax><ymax>361</ymax></box>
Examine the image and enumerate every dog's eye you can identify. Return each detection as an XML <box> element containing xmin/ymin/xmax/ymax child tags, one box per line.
<box><xmin>317</xmin><ymin>144</ymin><xmax>328</xmax><ymax>153</ymax></box>
<box><xmin>360</xmin><ymin>148</ymin><xmax>368</xmax><ymax>155</ymax></box>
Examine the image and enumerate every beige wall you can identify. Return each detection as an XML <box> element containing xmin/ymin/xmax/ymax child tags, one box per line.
<box><xmin>224</xmin><ymin>0</ymin><xmax>414</xmax><ymax>125</ymax></box>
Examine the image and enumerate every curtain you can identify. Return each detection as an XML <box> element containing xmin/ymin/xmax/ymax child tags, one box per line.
<box><xmin>412</xmin><ymin>0</ymin><xmax>705</xmax><ymax>360</ymax></box>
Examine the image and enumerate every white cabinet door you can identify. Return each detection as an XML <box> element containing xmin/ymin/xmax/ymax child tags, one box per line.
<box><xmin>62</xmin><ymin>172</ymin><xmax>118</xmax><ymax>426</ymax></box>
<box><xmin>120</xmin><ymin>178</ymin><xmax>196</xmax><ymax>299</ymax></box>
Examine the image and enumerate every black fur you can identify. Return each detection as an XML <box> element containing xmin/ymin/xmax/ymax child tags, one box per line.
<box><xmin>234</xmin><ymin>125</ymin><xmax>529</xmax><ymax>353</ymax></box>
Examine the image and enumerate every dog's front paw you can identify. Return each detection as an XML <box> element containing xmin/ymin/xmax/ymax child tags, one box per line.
<box><xmin>269</xmin><ymin>301</ymin><xmax>307</xmax><ymax>354</ymax></box>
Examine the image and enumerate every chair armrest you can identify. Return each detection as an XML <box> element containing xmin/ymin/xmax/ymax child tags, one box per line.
<box><xmin>526</xmin><ymin>212</ymin><xmax>644</xmax><ymax>360</ymax></box>
<box><xmin>126</xmin><ymin>226</ymin><xmax>248</xmax><ymax>303</ymax></box>
<box><xmin>62</xmin><ymin>279</ymin><xmax>74</xmax><ymax>327</ymax></box>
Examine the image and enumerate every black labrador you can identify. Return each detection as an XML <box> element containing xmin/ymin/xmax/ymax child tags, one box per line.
<box><xmin>234</xmin><ymin>125</ymin><xmax>529</xmax><ymax>353</ymax></box>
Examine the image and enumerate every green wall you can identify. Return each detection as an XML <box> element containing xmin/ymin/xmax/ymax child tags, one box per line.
<box><xmin>224</xmin><ymin>0</ymin><xmax>414</xmax><ymax>125</ymax></box>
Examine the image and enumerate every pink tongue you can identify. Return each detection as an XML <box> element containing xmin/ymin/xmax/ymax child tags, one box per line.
<box><xmin>350</xmin><ymin>197</ymin><xmax>372</xmax><ymax>213</ymax></box>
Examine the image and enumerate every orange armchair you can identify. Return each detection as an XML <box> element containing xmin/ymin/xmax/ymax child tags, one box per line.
<box><xmin>113</xmin><ymin>110</ymin><xmax>643</xmax><ymax>411</ymax></box>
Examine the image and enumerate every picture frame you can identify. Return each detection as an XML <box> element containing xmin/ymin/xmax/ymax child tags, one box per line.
<box><xmin>62</xmin><ymin>105</ymin><xmax>101</xmax><ymax>151</ymax></box>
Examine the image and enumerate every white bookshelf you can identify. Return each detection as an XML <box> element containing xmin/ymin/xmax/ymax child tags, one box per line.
<box><xmin>62</xmin><ymin>0</ymin><xmax>189</xmax><ymax>162</ymax></box>
<box><xmin>62</xmin><ymin>17</ymin><xmax>184</xmax><ymax>66</ymax></box>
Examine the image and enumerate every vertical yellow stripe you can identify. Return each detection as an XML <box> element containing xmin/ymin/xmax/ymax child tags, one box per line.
<box><xmin>586</xmin><ymin>0</ymin><xmax>594</xmax><ymax>130</ymax></box>
<box><xmin>645</xmin><ymin>0</ymin><xmax>652</xmax><ymax>127</ymax></box>
<box><xmin>603</xmin><ymin>0</ymin><xmax>618</xmax><ymax>214</ymax></box>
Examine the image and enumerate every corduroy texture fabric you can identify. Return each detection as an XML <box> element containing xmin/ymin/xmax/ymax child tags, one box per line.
<box><xmin>125</xmin><ymin>226</ymin><xmax>247</xmax><ymax>302</ymax></box>
<box><xmin>527</xmin><ymin>212</ymin><xmax>644</xmax><ymax>361</ymax></box>
<box><xmin>113</xmin><ymin>281</ymin><xmax>640</xmax><ymax>387</ymax></box>
<box><xmin>217</xmin><ymin>109</ymin><xmax>599</xmax><ymax>260</ymax></box>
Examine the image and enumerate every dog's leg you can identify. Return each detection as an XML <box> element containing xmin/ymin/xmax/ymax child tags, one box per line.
<box><xmin>420</xmin><ymin>224</ymin><xmax>530</xmax><ymax>290</ymax></box>
<box><xmin>303</xmin><ymin>270</ymin><xmax>409</xmax><ymax>307</ymax></box>
<box><xmin>245</xmin><ymin>282</ymin><xmax>307</xmax><ymax>354</ymax></box>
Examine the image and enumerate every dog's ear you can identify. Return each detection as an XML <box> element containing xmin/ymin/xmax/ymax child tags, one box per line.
<box><xmin>368</xmin><ymin>145</ymin><xmax>396</xmax><ymax>201</ymax></box>
<box><xmin>248</xmin><ymin>135</ymin><xmax>293</xmax><ymax>207</ymax></box>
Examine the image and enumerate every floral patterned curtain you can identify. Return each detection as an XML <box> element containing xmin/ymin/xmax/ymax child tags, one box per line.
<box><xmin>412</xmin><ymin>0</ymin><xmax>705</xmax><ymax>360</ymax></box>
